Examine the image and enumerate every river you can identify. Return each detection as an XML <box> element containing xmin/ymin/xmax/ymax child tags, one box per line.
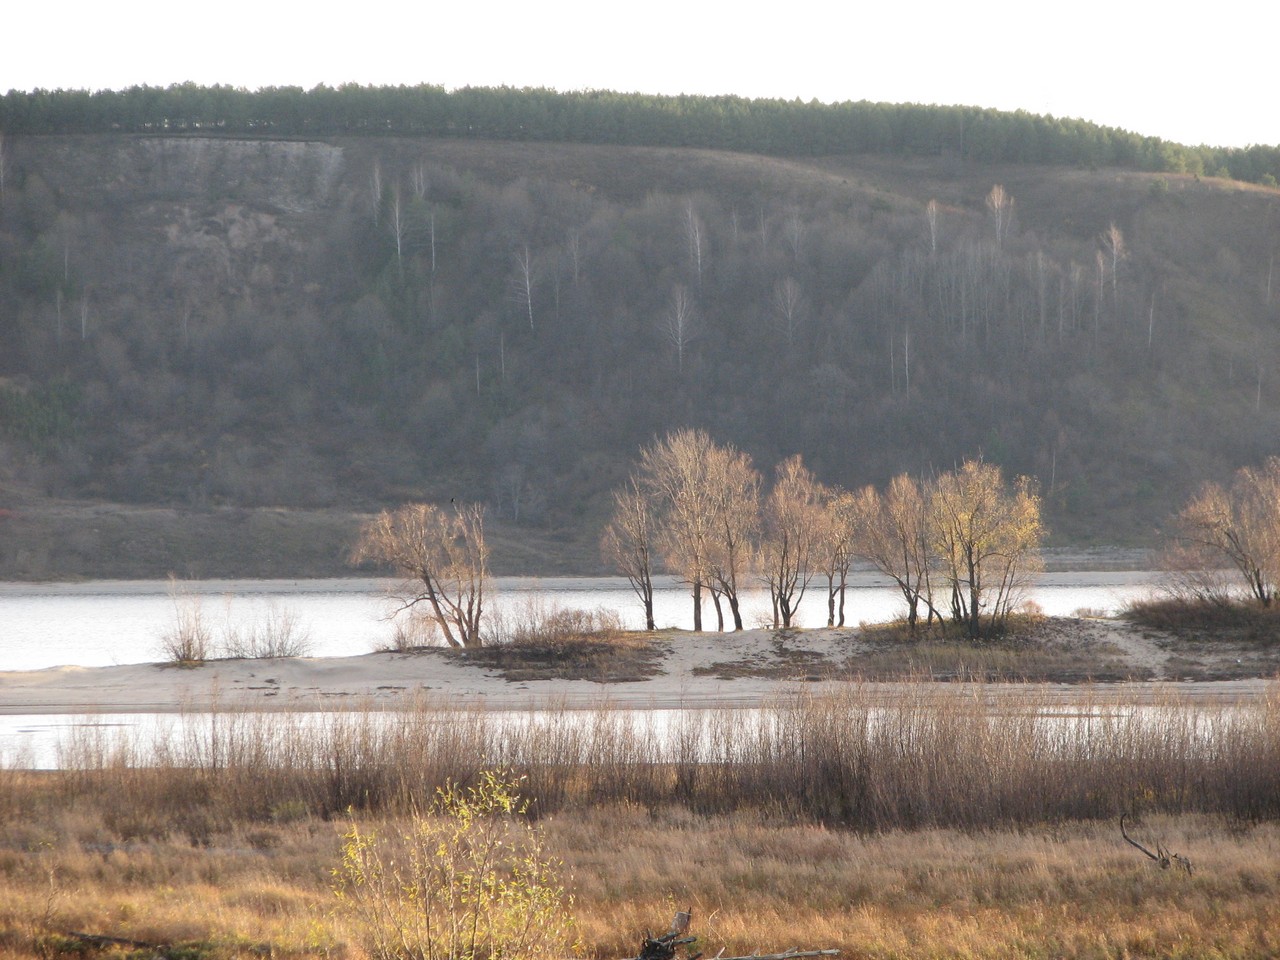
<box><xmin>0</xmin><ymin>570</ymin><xmax>1164</xmax><ymax>672</ymax></box>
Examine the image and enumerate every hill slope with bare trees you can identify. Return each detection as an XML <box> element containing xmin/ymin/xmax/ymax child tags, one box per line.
<box><xmin>1</xmin><ymin>133</ymin><xmax>1279</xmax><ymax>577</ymax></box>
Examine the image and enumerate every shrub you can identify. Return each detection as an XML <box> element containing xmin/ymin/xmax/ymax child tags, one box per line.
<box><xmin>220</xmin><ymin>602</ymin><xmax>313</xmax><ymax>659</ymax></box>
<box><xmin>158</xmin><ymin>580</ymin><xmax>213</xmax><ymax>664</ymax></box>
<box><xmin>334</xmin><ymin>770</ymin><xmax>576</xmax><ymax>960</ymax></box>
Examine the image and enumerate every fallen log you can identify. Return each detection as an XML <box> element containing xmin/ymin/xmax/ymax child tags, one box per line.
<box><xmin>628</xmin><ymin>912</ymin><xmax>839</xmax><ymax>960</ymax></box>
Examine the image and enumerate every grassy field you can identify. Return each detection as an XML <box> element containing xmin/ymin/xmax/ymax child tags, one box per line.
<box><xmin>2</xmin><ymin>683</ymin><xmax>1279</xmax><ymax>959</ymax></box>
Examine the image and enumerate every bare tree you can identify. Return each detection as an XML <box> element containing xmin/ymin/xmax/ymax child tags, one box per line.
<box><xmin>0</xmin><ymin>133</ymin><xmax>7</xmax><ymax>204</ymax></box>
<box><xmin>683</xmin><ymin>199</ymin><xmax>705</xmax><ymax>286</ymax></box>
<box><xmin>759</xmin><ymin>455</ymin><xmax>822</xmax><ymax>628</ymax></box>
<box><xmin>1174</xmin><ymin>458</ymin><xmax>1280</xmax><ymax>607</ymax></box>
<box><xmin>566</xmin><ymin>228</ymin><xmax>584</xmax><ymax>285</ymax></box>
<box><xmin>703</xmin><ymin>442</ymin><xmax>761</xmax><ymax>631</ymax></box>
<box><xmin>369</xmin><ymin>161</ymin><xmax>383</xmax><ymax>226</ymax></box>
<box><xmin>602</xmin><ymin>478</ymin><xmax>659</xmax><ymax>630</ymax></box>
<box><xmin>351</xmin><ymin>502</ymin><xmax>489</xmax><ymax>648</ymax></box>
<box><xmin>411</xmin><ymin>161</ymin><xmax>429</xmax><ymax>200</ymax></box>
<box><xmin>852</xmin><ymin>474</ymin><xmax>940</xmax><ymax>633</ymax></box>
<box><xmin>1101</xmin><ymin>222</ymin><xmax>1125</xmax><ymax>298</ymax></box>
<box><xmin>986</xmin><ymin>184</ymin><xmax>1013</xmax><ymax>249</ymax></box>
<box><xmin>388</xmin><ymin>183</ymin><xmax>405</xmax><ymax>275</ymax></box>
<box><xmin>925</xmin><ymin>198</ymin><xmax>940</xmax><ymax>255</ymax></box>
<box><xmin>512</xmin><ymin>244</ymin><xmax>535</xmax><ymax>330</ymax></box>
<box><xmin>816</xmin><ymin>487</ymin><xmax>859</xmax><ymax>627</ymax></box>
<box><xmin>662</xmin><ymin>285</ymin><xmax>698</xmax><ymax>373</ymax></box>
<box><xmin>930</xmin><ymin>461</ymin><xmax>1044</xmax><ymax>639</ymax></box>
<box><xmin>639</xmin><ymin>429</ymin><xmax>719</xmax><ymax>631</ymax></box>
<box><xmin>771</xmin><ymin>276</ymin><xmax>806</xmax><ymax>347</ymax></box>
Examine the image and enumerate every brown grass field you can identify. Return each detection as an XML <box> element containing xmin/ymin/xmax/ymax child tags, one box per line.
<box><xmin>2</xmin><ymin>679</ymin><xmax>1280</xmax><ymax>960</ymax></box>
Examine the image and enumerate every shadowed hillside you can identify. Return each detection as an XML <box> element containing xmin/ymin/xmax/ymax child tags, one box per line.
<box><xmin>1</xmin><ymin>133</ymin><xmax>1279</xmax><ymax>577</ymax></box>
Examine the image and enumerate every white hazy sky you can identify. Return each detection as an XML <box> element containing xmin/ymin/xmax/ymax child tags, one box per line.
<box><xmin>6</xmin><ymin>0</ymin><xmax>1277</xmax><ymax>148</ymax></box>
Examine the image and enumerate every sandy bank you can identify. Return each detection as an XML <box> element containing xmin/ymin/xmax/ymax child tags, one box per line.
<box><xmin>1</xmin><ymin>619</ymin><xmax>1275</xmax><ymax>716</ymax></box>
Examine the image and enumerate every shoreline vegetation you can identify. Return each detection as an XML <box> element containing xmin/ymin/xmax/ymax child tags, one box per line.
<box><xmin>2</xmin><ymin>602</ymin><xmax>1279</xmax><ymax>959</ymax></box>
<box><xmin>1</xmin><ymin>680</ymin><xmax>1279</xmax><ymax>959</ymax></box>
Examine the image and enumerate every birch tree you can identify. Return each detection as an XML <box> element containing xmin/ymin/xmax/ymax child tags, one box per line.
<box><xmin>512</xmin><ymin>244</ymin><xmax>535</xmax><ymax>330</ymax></box>
<box><xmin>683</xmin><ymin>199</ymin><xmax>705</xmax><ymax>286</ymax></box>
<box><xmin>662</xmin><ymin>285</ymin><xmax>698</xmax><ymax>373</ymax></box>
<box><xmin>771</xmin><ymin>276</ymin><xmax>806</xmax><ymax>347</ymax></box>
<box><xmin>986</xmin><ymin>184</ymin><xmax>1013</xmax><ymax>249</ymax></box>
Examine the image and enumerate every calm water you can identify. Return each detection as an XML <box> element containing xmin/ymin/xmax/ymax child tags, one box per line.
<box><xmin>0</xmin><ymin>571</ymin><xmax>1162</xmax><ymax>672</ymax></box>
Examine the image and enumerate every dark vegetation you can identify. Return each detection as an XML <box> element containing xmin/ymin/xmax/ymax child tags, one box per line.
<box><xmin>2</xmin><ymin>88</ymin><xmax>1280</xmax><ymax>578</ymax></box>
<box><xmin>5</xmin><ymin>85</ymin><xmax>1280</xmax><ymax>184</ymax></box>
<box><xmin>1126</xmin><ymin>595</ymin><xmax>1280</xmax><ymax>647</ymax></box>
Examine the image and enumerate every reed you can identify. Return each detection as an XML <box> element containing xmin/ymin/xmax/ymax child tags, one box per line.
<box><xmin>6</xmin><ymin>683</ymin><xmax>1279</xmax><ymax>834</ymax></box>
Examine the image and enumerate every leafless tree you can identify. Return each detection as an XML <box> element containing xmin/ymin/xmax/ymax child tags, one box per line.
<box><xmin>1101</xmin><ymin>222</ymin><xmax>1125</xmax><ymax>298</ymax></box>
<box><xmin>930</xmin><ymin>460</ymin><xmax>1044</xmax><ymax>639</ymax></box>
<box><xmin>662</xmin><ymin>285</ymin><xmax>698</xmax><ymax>373</ymax></box>
<box><xmin>771</xmin><ymin>276</ymin><xmax>806</xmax><ymax>347</ymax></box>
<box><xmin>512</xmin><ymin>244</ymin><xmax>535</xmax><ymax>330</ymax></box>
<box><xmin>816</xmin><ymin>487</ymin><xmax>859</xmax><ymax>627</ymax></box>
<box><xmin>852</xmin><ymin>474</ymin><xmax>941</xmax><ymax>633</ymax></box>
<box><xmin>639</xmin><ymin>429</ymin><xmax>719</xmax><ymax>631</ymax></box>
<box><xmin>602</xmin><ymin>477</ymin><xmax>658</xmax><ymax>630</ymax></box>
<box><xmin>703</xmin><ymin>442</ymin><xmax>761</xmax><ymax>631</ymax></box>
<box><xmin>411</xmin><ymin>161</ymin><xmax>429</xmax><ymax>200</ymax></box>
<box><xmin>925</xmin><ymin>198</ymin><xmax>940</xmax><ymax>255</ymax></box>
<box><xmin>759</xmin><ymin>455</ymin><xmax>822</xmax><ymax>628</ymax></box>
<box><xmin>986</xmin><ymin>184</ymin><xmax>1013</xmax><ymax>249</ymax></box>
<box><xmin>370</xmin><ymin>161</ymin><xmax>383</xmax><ymax>226</ymax></box>
<box><xmin>566</xmin><ymin>228</ymin><xmax>583</xmax><ymax>285</ymax></box>
<box><xmin>1174</xmin><ymin>457</ymin><xmax>1280</xmax><ymax>607</ymax></box>
<box><xmin>351</xmin><ymin>501</ymin><xmax>489</xmax><ymax>648</ymax></box>
<box><xmin>683</xmin><ymin>199</ymin><xmax>705</xmax><ymax>286</ymax></box>
<box><xmin>388</xmin><ymin>183</ymin><xmax>405</xmax><ymax>274</ymax></box>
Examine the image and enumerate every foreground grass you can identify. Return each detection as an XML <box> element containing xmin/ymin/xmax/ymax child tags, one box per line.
<box><xmin>3</xmin><ymin>684</ymin><xmax>1279</xmax><ymax>959</ymax></box>
<box><xmin>0</xmin><ymin>808</ymin><xmax>1277</xmax><ymax>960</ymax></box>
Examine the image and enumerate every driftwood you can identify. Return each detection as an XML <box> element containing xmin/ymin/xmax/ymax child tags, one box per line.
<box><xmin>631</xmin><ymin>911</ymin><xmax>839</xmax><ymax>960</ymax></box>
<box><xmin>1120</xmin><ymin>815</ymin><xmax>1192</xmax><ymax>875</ymax></box>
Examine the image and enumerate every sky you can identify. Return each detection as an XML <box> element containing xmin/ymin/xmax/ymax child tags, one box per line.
<box><xmin>6</xmin><ymin>0</ymin><xmax>1277</xmax><ymax>148</ymax></box>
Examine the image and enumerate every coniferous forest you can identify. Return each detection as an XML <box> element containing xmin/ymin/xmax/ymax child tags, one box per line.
<box><xmin>1</xmin><ymin>86</ymin><xmax>1279</xmax><ymax>576</ymax></box>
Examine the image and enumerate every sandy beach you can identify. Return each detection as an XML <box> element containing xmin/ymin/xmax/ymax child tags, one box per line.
<box><xmin>2</xmin><ymin>619</ymin><xmax>1275</xmax><ymax>715</ymax></box>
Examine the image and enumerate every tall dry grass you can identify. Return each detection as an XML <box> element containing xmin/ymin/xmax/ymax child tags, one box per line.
<box><xmin>5</xmin><ymin>683</ymin><xmax>1279</xmax><ymax>835</ymax></box>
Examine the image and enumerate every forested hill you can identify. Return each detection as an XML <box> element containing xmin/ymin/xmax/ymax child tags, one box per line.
<box><xmin>1</xmin><ymin>129</ymin><xmax>1279</xmax><ymax>577</ymax></box>
<box><xmin>4</xmin><ymin>85</ymin><xmax>1280</xmax><ymax>185</ymax></box>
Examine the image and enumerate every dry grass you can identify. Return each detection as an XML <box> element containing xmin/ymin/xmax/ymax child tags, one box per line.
<box><xmin>0</xmin><ymin>806</ymin><xmax>1277</xmax><ymax>960</ymax></box>
<box><xmin>3</xmin><ymin>684</ymin><xmax>1280</xmax><ymax>958</ymax></box>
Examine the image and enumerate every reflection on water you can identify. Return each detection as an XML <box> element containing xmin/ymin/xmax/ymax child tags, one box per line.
<box><xmin>0</xmin><ymin>571</ymin><xmax>1163</xmax><ymax>672</ymax></box>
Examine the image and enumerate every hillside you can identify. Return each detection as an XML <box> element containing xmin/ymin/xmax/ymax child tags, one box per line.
<box><xmin>2</xmin><ymin>134</ymin><xmax>1279</xmax><ymax>578</ymax></box>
